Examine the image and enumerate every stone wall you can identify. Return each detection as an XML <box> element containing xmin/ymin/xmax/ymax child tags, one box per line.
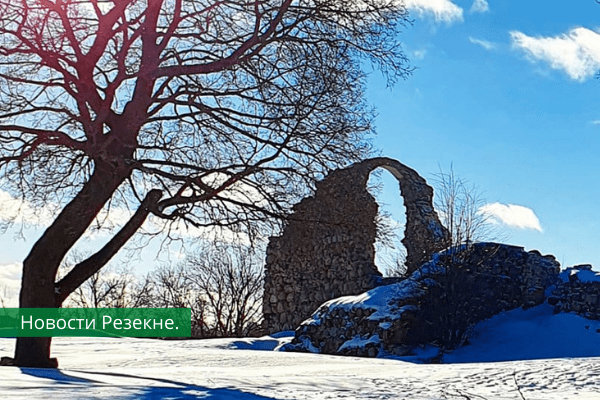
<box><xmin>549</xmin><ymin>265</ymin><xmax>600</xmax><ymax>320</ymax></box>
<box><xmin>263</xmin><ymin>157</ymin><xmax>450</xmax><ymax>333</ymax></box>
<box><xmin>281</xmin><ymin>243</ymin><xmax>561</xmax><ymax>357</ymax></box>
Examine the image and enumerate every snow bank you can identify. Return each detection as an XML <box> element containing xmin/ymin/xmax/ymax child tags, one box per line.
<box><xmin>444</xmin><ymin>303</ymin><xmax>600</xmax><ymax>363</ymax></box>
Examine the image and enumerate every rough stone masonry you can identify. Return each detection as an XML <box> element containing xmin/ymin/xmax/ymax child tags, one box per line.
<box><xmin>263</xmin><ymin>157</ymin><xmax>450</xmax><ymax>333</ymax></box>
<box><xmin>282</xmin><ymin>243</ymin><xmax>561</xmax><ymax>357</ymax></box>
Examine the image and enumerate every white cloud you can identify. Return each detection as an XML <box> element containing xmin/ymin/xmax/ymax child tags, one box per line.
<box><xmin>412</xmin><ymin>49</ymin><xmax>428</xmax><ymax>60</ymax></box>
<box><xmin>478</xmin><ymin>203</ymin><xmax>543</xmax><ymax>232</ymax></box>
<box><xmin>510</xmin><ymin>27</ymin><xmax>600</xmax><ymax>81</ymax></box>
<box><xmin>468</xmin><ymin>36</ymin><xmax>496</xmax><ymax>50</ymax></box>
<box><xmin>0</xmin><ymin>262</ymin><xmax>22</xmax><ymax>307</ymax></box>
<box><xmin>470</xmin><ymin>0</ymin><xmax>489</xmax><ymax>13</ymax></box>
<box><xmin>144</xmin><ymin>215</ymin><xmax>252</xmax><ymax>245</ymax></box>
<box><xmin>405</xmin><ymin>0</ymin><xmax>463</xmax><ymax>23</ymax></box>
<box><xmin>0</xmin><ymin>189</ymin><xmax>141</xmax><ymax>238</ymax></box>
<box><xmin>86</xmin><ymin>206</ymin><xmax>135</xmax><ymax>238</ymax></box>
<box><xmin>0</xmin><ymin>190</ymin><xmax>56</xmax><ymax>227</ymax></box>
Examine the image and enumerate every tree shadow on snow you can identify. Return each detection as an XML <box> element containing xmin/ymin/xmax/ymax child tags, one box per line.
<box><xmin>19</xmin><ymin>367</ymin><xmax>102</xmax><ymax>383</ymax></box>
<box><xmin>132</xmin><ymin>386</ymin><xmax>279</xmax><ymax>399</ymax></box>
<box><xmin>20</xmin><ymin>367</ymin><xmax>280</xmax><ymax>399</ymax></box>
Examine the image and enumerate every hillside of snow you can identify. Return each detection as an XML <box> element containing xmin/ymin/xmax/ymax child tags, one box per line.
<box><xmin>2</xmin><ymin>302</ymin><xmax>600</xmax><ymax>399</ymax></box>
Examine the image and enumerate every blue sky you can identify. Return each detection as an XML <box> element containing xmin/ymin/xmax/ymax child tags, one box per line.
<box><xmin>2</xmin><ymin>0</ymin><xmax>600</xmax><ymax>303</ymax></box>
<box><xmin>370</xmin><ymin>0</ymin><xmax>600</xmax><ymax>270</ymax></box>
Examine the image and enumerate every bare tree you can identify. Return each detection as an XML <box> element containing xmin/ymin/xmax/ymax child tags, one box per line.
<box><xmin>367</xmin><ymin>170</ymin><xmax>408</xmax><ymax>277</ymax></box>
<box><xmin>152</xmin><ymin>242</ymin><xmax>263</xmax><ymax>338</ymax></box>
<box><xmin>431</xmin><ymin>167</ymin><xmax>506</xmax><ymax>350</ymax></box>
<box><xmin>65</xmin><ymin>268</ymin><xmax>155</xmax><ymax>308</ymax></box>
<box><xmin>381</xmin><ymin>249</ymin><xmax>407</xmax><ymax>278</ymax></box>
<box><xmin>373</xmin><ymin>208</ymin><xmax>408</xmax><ymax>277</ymax></box>
<box><xmin>0</xmin><ymin>0</ymin><xmax>412</xmax><ymax>366</ymax></box>
<box><xmin>185</xmin><ymin>242</ymin><xmax>264</xmax><ymax>337</ymax></box>
<box><xmin>433</xmin><ymin>166</ymin><xmax>495</xmax><ymax>250</ymax></box>
<box><xmin>151</xmin><ymin>263</ymin><xmax>211</xmax><ymax>337</ymax></box>
<box><xmin>67</xmin><ymin>269</ymin><xmax>126</xmax><ymax>308</ymax></box>
<box><xmin>58</xmin><ymin>252</ymin><xmax>155</xmax><ymax>308</ymax></box>
<box><xmin>0</xmin><ymin>284</ymin><xmax>13</xmax><ymax>308</ymax></box>
<box><xmin>56</xmin><ymin>243</ymin><xmax>262</xmax><ymax>337</ymax></box>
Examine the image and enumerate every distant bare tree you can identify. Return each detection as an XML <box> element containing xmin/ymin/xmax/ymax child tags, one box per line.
<box><xmin>58</xmin><ymin>252</ymin><xmax>154</xmax><ymax>308</ymax></box>
<box><xmin>381</xmin><ymin>250</ymin><xmax>407</xmax><ymax>278</ymax></box>
<box><xmin>56</xmin><ymin>243</ymin><xmax>262</xmax><ymax>337</ymax></box>
<box><xmin>65</xmin><ymin>268</ymin><xmax>155</xmax><ymax>308</ymax></box>
<box><xmin>185</xmin><ymin>242</ymin><xmax>264</xmax><ymax>337</ymax></box>
<box><xmin>67</xmin><ymin>268</ymin><xmax>126</xmax><ymax>308</ymax></box>
<box><xmin>151</xmin><ymin>242</ymin><xmax>263</xmax><ymax>338</ymax></box>
<box><xmin>433</xmin><ymin>167</ymin><xmax>495</xmax><ymax>250</ymax></box>
<box><xmin>368</xmin><ymin>170</ymin><xmax>407</xmax><ymax>277</ymax></box>
<box><xmin>152</xmin><ymin>264</ymin><xmax>210</xmax><ymax>337</ymax></box>
<box><xmin>0</xmin><ymin>284</ymin><xmax>12</xmax><ymax>308</ymax></box>
<box><xmin>432</xmin><ymin>167</ymin><xmax>506</xmax><ymax>350</ymax></box>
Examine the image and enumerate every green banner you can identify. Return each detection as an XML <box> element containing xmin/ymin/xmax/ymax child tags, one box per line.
<box><xmin>0</xmin><ymin>308</ymin><xmax>191</xmax><ymax>337</ymax></box>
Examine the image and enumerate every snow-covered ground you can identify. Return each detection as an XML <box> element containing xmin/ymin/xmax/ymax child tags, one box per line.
<box><xmin>2</xmin><ymin>304</ymin><xmax>600</xmax><ymax>399</ymax></box>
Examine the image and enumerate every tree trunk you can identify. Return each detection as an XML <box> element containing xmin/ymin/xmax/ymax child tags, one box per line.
<box><xmin>14</xmin><ymin>161</ymin><xmax>126</xmax><ymax>367</ymax></box>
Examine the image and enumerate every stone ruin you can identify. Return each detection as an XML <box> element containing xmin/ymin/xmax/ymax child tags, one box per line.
<box><xmin>550</xmin><ymin>265</ymin><xmax>600</xmax><ymax>319</ymax></box>
<box><xmin>282</xmin><ymin>243</ymin><xmax>561</xmax><ymax>357</ymax></box>
<box><xmin>262</xmin><ymin>156</ymin><xmax>600</xmax><ymax>358</ymax></box>
<box><xmin>263</xmin><ymin>157</ymin><xmax>450</xmax><ymax>333</ymax></box>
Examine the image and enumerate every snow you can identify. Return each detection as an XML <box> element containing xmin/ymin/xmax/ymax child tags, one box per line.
<box><xmin>308</xmin><ymin>277</ymin><xmax>423</xmax><ymax>326</ymax></box>
<box><xmin>337</xmin><ymin>334</ymin><xmax>380</xmax><ymax>352</ymax></box>
<box><xmin>326</xmin><ymin>278</ymin><xmax>424</xmax><ymax>310</ymax></box>
<box><xmin>561</xmin><ymin>268</ymin><xmax>600</xmax><ymax>283</ymax></box>
<box><xmin>3</xmin><ymin>303</ymin><xmax>600</xmax><ymax>399</ymax></box>
<box><xmin>444</xmin><ymin>303</ymin><xmax>600</xmax><ymax>363</ymax></box>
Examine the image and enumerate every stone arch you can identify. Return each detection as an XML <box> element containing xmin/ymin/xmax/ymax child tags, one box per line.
<box><xmin>263</xmin><ymin>157</ymin><xmax>449</xmax><ymax>333</ymax></box>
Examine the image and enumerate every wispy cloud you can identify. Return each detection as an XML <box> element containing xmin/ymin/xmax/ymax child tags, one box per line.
<box><xmin>469</xmin><ymin>36</ymin><xmax>496</xmax><ymax>50</ymax></box>
<box><xmin>0</xmin><ymin>184</ymin><xmax>256</xmax><ymax>244</ymax></box>
<box><xmin>0</xmin><ymin>189</ymin><xmax>136</xmax><ymax>238</ymax></box>
<box><xmin>478</xmin><ymin>203</ymin><xmax>543</xmax><ymax>232</ymax></box>
<box><xmin>405</xmin><ymin>0</ymin><xmax>463</xmax><ymax>24</ymax></box>
<box><xmin>412</xmin><ymin>49</ymin><xmax>428</xmax><ymax>60</ymax></box>
<box><xmin>470</xmin><ymin>0</ymin><xmax>489</xmax><ymax>13</ymax></box>
<box><xmin>510</xmin><ymin>27</ymin><xmax>600</xmax><ymax>81</ymax></box>
<box><xmin>0</xmin><ymin>190</ymin><xmax>55</xmax><ymax>227</ymax></box>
